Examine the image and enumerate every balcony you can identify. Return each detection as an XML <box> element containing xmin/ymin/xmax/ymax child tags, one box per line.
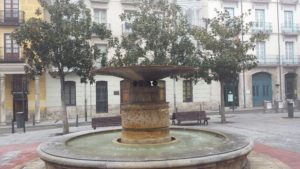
<box><xmin>252</xmin><ymin>22</ymin><xmax>272</xmax><ymax>33</ymax></box>
<box><xmin>282</xmin><ymin>57</ymin><xmax>300</xmax><ymax>65</ymax></box>
<box><xmin>257</xmin><ymin>55</ymin><xmax>300</xmax><ymax>66</ymax></box>
<box><xmin>121</xmin><ymin>0</ymin><xmax>140</xmax><ymax>4</ymax></box>
<box><xmin>90</xmin><ymin>0</ymin><xmax>109</xmax><ymax>3</ymax></box>
<box><xmin>0</xmin><ymin>10</ymin><xmax>25</xmax><ymax>26</ymax></box>
<box><xmin>281</xmin><ymin>24</ymin><xmax>300</xmax><ymax>35</ymax></box>
<box><xmin>257</xmin><ymin>56</ymin><xmax>279</xmax><ymax>66</ymax></box>
<box><xmin>280</xmin><ymin>0</ymin><xmax>299</xmax><ymax>4</ymax></box>
<box><xmin>251</xmin><ymin>0</ymin><xmax>271</xmax><ymax>3</ymax></box>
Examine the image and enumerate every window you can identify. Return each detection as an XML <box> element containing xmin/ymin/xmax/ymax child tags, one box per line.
<box><xmin>122</xmin><ymin>10</ymin><xmax>134</xmax><ymax>34</ymax></box>
<box><xmin>64</xmin><ymin>81</ymin><xmax>76</xmax><ymax>106</ymax></box>
<box><xmin>185</xmin><ymin>8</ymin><xmax>201</xmax><ymax>26</ymax></box>
<box><xmin>183</xmin><ymin>80</ymin><xmax>193</xmax><ymax>102</ymax></box>
<box><xmin>4</xmin><ymin>0</ymin><xmax>19</xmax><ymax>22</ymax></box>
<box><xmin>285</xmin><ymin>42</ymin><xmax>294</xmax><ymax>59</ymax></box>
<box><xmin>224</xmin><ymin>7</ymin><xmax>234</xmax><ymax>17</ymax></box>
<box><xmin>284</xmin><ymin>11</ymin><xmax>293</xmax><ymax>28</ymax></box>
<box><xmin>4</xmin><ymin>33</ymin><xmax>19</xmax><ymax>59</ymax></box>
<box><xmin>255</xmin><ymin>9</ymin><xmax>265</xmax><ymax>29</ymax></box>
<box><xmin>94</xmin><ymin>9</ymin><xmax>107</xmax><ymax>24</ymax></box>
<box><xmin>94</xmin><ymin>44</ymin><xmax>107</xmax><ymax>68</ymax></box>
<box><xmin>256</xmin><ymin>41</ymin><xmax>266</xmax><ymax>60</ymax></box>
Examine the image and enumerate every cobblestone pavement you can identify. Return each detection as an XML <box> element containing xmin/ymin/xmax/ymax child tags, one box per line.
<box><xmin>0</xmin><ymin>111</ymin><xmax>300</xmax><ymax>169</ymax></box>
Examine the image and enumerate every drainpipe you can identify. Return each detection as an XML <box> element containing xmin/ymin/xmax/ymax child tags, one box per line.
<box><xmin>241</xmin><ymin>0</ymin><xmax>246</xmax><ymax>108</ymax></box>
<box><xmin>277</xmin><ymin>0</ymin><xmax>283</xmax><ymax>100</ymax></box>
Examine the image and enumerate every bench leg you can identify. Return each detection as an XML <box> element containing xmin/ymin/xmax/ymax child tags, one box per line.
<box><xmin>172</xmin><ymin>119</ymin><xmax>175</xmax><ymax>125</ymax></box>
<box><xmin>177</xmin><ymin>121</ymin><xmax>181</xmax><ymax>125</ymax></box>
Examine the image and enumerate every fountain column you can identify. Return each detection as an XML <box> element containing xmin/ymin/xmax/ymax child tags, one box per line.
<box><xmin>120</xmin><ymin>80</ymin><xmax>171</xmax><ymax>144</ymax></box>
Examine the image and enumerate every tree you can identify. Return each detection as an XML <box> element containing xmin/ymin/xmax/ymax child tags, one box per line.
<box><xmin>12</xmin><ymin>0</ymin><xmax>111</xmax><ymax>134</ymax></box>
<box><xmin>192</xmin><ymin>10</ymin><xmax>268</xmax><ymax>123</ymax></box>
<box><xmin>108</xmin><ymin>0</ymin><xmax>198</xmax><ymax>67</ymax></box>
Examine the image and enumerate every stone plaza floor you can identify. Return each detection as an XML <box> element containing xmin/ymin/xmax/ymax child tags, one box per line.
<box><xmin>0</xmin><ymin>110</ymin><xmax>300</xmax><ymax>169</ymax></box>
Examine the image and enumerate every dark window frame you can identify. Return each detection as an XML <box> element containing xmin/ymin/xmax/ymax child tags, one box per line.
<box><xmin>64</xmin><ymin>81</ymin><xmax>76</xmax><ymax>106</ymax></box>
<box><xmin>183</xmin><ymin>80</ymin><xmax>193</xmax><ymax>102</ymax></box>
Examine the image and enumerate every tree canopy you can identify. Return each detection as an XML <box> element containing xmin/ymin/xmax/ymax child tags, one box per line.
<box><xmin>12</xmin><ymin>0</ymin><xmax>111</xmax><ymax>133</ymax></box>
<box><xmin>108</xmin><ymin>0</ymin><xmax>197</xmax><ymax>67</ymax></box>
<box><xmin>192</xmin><ymin>10</ymin><xmax>268</xmax><ymax>122</ymax></box>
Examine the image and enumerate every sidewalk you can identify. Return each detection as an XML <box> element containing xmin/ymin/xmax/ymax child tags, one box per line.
<box><xmin>0</xmin><ymin>117</ymin><xmax>91</xmax><ymax>135</ymax></box>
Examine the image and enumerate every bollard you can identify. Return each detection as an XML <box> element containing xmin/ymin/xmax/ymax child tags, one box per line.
<box><xmin>33</xmin><ymin>114</ymin><xmax>35</xmax><ymax>126</ymax></box>
<box><xmin>23</xmin><ymin>122</ymin><xmax>26</xmax><ymax>133</ymax></box>
<box><xmin>287</xmin><ymin>101</ymin><xmax>294</xmax><ymax>118</ymax></box>
<box><xmin>11</xmin><ymin>119</ymin><xmax>15</xmax><ymax>134</ymax></box>
<box><xmin>76</xmin><ymin>114</ymin><xmax>79</xmax><ymax>127</ymax></box>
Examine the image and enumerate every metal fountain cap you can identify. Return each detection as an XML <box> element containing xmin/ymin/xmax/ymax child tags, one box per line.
<box><xmin>93</xmin><ymin>65</ymin><xmax>196</xmax><ymax>81</ymax></box>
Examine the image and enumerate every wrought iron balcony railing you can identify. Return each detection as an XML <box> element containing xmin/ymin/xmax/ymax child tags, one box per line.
<box><xmin>90</xmin><ymin>0</ymin><xmax>109</xmax><ymax>3</ymax></box>
<box><xmin>280</xmin><ymin>0</ymin><xmax>299</xmax><ymax>4</ymax></box>
<box><xmin>257</xmin><ymin>56</ymin><xmax>279</xmax><ymax>65</ymax></box>
<box><xmin>282</xmin><ymin>57</ymin><xmax>300</xmax><ymax>65</ymax></box>
<box><xmin>222</xmin><ymin>0</ymin><xmax>239</xmax><ymax>2</ymax></box>
<box><xmin>251</xmin><ymin>0</ymin><xmax>271</xmax><ymax>3</ymax></box>
<box><xmin>0</xmin><ymin>10</ymin><xmax>25</xmax><ymax>26</ymax></box>
<box><xmin>252</xmin><ymin>22</ymin><xmax>272</xmax><ymax>33</ymax></box>
<box><xmin>257</xmin><ymin>55</ymin><xmax>300</xmax><ymax>65</ymax></box>
<box><xmin>281</xmin><ymin>24</ymin><xmax>300</xmax><ymax>35</ymax></box>
<box><xmin>121</xmin><ymin>0</ymin><xmax>140</xmax><ymax>4</ymax></box>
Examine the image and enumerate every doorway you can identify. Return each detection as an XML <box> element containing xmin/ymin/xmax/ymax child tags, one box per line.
<box><xmin>252</xmin><ymin>72</ymin><xmax>272</xmax><ymax>107</ymax></box>
<box><xmin>285</xmin><ymin>73</ymin><xmax>297</xmax><ymax>99</ymax></box>
<box><xmin>96</xmin><ymin>81</ymin><xmax>108</xmax><ymax>113</ymax></box>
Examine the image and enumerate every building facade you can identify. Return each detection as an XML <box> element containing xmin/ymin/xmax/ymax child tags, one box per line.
<box><xmin>43</xmin><ymin>0</ymin><xmax>221</xmax><ymax>120</ymax></box>
<box><xmin>3</xmin><ymin>0</ymin><xmax>299</xmax><ymax>122</ymax></box>
<box><xmin>203</xmin><ymin>0</ymin><xmax>300</xmax><ymax>108</ymax></box>
<box><xmin>0</xmin><ymin>0</ymin><xmax>45</xmax><ymax>125</ymax></box>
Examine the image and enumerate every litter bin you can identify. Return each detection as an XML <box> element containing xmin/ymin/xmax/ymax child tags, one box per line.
<box><xmin>16</xmin><ymin>112</ymin><xmax>25</xmax><ymax>128</ymax></box>
<box><xmin>287</xmin><ymin>100</ymin><xmax>294</xmax><ymax>118</ymax></box>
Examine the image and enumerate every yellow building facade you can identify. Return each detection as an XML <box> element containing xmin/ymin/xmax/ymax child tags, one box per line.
<box><xmin>0</xmin><ymin>0</ymin><xmax>46</xmax><ymax>125</ymax></box>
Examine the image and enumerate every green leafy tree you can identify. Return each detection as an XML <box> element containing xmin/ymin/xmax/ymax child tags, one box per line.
<box><xmin>108</xmin><ymin>0</ymin><xmax>198</xmax><ymax>67</ymax></box>
<box><xmin>192</xmin><ymin>11</ymin><xmax>268</xmax><ymax>123</ymax></box>
<box><xmin>12</xmin><ymin>0</ymin><xmax>111</xmax><ymax>134</ymax></box>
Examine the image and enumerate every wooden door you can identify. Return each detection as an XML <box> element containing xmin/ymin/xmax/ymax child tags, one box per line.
<box><xmin>96</xmin><ymin>81</ymin><xmax>108</xmax><ymax>113</ymax></box>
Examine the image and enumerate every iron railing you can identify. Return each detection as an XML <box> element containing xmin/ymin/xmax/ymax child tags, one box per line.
<box><xmin>280</xmin><ymin>0</ymin><xmax>299</xmax><ymax>4</ymax></box>
<box><xmin>257</xmin><ymin>55</ymin><xmax>300</xmax><ymax>65</ymax></box>
<box><xmin>281</xmin><ymin>24</ymin><xmax>300</xmax><ymax>35</ymax></box>
<box><xmin>90</xmin><ymin>0</ymin><xmax>109</xmax><ymax>3</ymax></box>
<box><xmin>0</xmin><ymin>10</ymin><xmax>25</xmax><ymax>26</ymax></box>
<box><xmin>121</xmin><ymin>0</ymin><xmax>139</xmax><ymax>4</ymax></box>
<box><xmin>252</xmin><ymin>22</ymin><xmax>272</xmax><ymax>33</ymax></box>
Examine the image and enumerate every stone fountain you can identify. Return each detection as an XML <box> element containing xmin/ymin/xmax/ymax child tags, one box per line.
<box><xmin>38</xmin><ymin>65</ymin><xmax>252</xmax><ymax>169</ymax></box>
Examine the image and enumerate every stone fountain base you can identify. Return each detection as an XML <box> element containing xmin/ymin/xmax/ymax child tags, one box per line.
<box><xmin>38</xmin><ymin>127</ymin><xmax>253</xmax><ymax>169</ymax></box>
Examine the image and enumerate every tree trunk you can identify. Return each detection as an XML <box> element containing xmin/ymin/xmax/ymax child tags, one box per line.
<box><xmin>60</xmin><ymin>76</ymin><xmax>69</xmax><ymax>134</ymax></box>
<box><xmin>220</xmin><ymin>81</ymin><xmax>226</xmax><ymax>123</ymax></box>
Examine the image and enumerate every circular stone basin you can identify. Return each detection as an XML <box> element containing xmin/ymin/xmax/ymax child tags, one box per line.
<box><xmin>38</xmin><ymin>127</ymin><xmax>253</xmax><ymax>169</ymax></box>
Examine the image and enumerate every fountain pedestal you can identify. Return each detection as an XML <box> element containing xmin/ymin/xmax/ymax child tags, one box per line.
<box><xmin>120</xmin><ymin>79</ymin><xmax>171</xmax><ymax>144</ymax></box>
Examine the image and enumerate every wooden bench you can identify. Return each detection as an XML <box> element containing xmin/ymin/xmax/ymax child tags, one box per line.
<box><xmin>173</xmin><ymin>111</ymin><xmax>210</xmax><ymax>125</ymax></box>
<box><xmin>199</xmin><ymin>111</ymin><xmax>210</xmax><ymax>125</ymax></box>
<box><xmin>91</xmin><ymin>116</ymin><xmax>121</xmax><ymax>129</ymax></box>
